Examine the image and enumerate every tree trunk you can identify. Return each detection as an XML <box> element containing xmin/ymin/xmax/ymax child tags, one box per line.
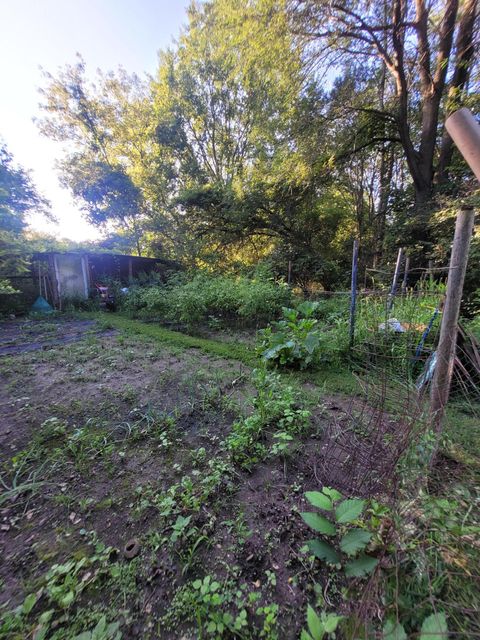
<box><xmin>373</xmin><ymin>45</ymin><xmax>392</xmax><ymax>268</ymax></box>
<box><xmin>415</xmin><ymin>0</ymin><xmax>459</xmax><ymax>205</ymax></box>
<box><xmin>437</xmin><ymin>0</ymin><xmax>478</xmax><ymax>184</ymax></box>
<box><xmin>374</xmin><ymin>145</ymin><xmax>394</xmax><ymax>266</ymax></box>
<box><xmin>391</xmin><ymin>0</ymin><xmax>458</xmax><ymax>211</ymax></box>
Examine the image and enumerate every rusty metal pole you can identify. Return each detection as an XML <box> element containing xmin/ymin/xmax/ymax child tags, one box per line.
<box><xmin>430</xmin><ymin>205</ymin><xmax>475</xmax><ymax>431</ymax></box>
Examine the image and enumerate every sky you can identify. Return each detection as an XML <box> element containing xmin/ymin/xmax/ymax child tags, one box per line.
<box><xmin>0</xmin><ymin>0</ymin><xmax>190</xmax><ymax>241</ymax></box>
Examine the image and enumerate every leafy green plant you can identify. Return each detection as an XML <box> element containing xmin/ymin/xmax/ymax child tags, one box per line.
<box><xmin>256</xmin><ymin>603</ymin><xmax>279</xmax><ymax>639</ymax></box>
<box><xmin>42</xmin><ymin>535</ymin><xmax>116</xmax><ymax>609</ymax></box>
<box><xmin>2</xmin><ymin>532</ymin><xmax>120</xmax><ymax>639</ymax></box>
<box><xmin>73</xmin><ymin>616</ymin><xmax>122</xmax><ymax>640</ymax></box>
<box><xmin>170</xmin><ymin>514</ymin><xmax>193</xmax><ymax>543</ymax></box>
<box><xmin>270</xmin><ymin>431</ymin><xmax>293</xmax><ymax>457</ymax></box>
<box><xmin>382</xmin><ymin>612</ymin><xmax>448</xmax><ymax>639</ymax></box>
<box><xmin>382</xmin><ymin>482</ymin><xmax>477</xmax><ymax>637</ymax></box>
<box><xmin>301</xmin><ymin>606</ymin><xmax>343</xmax><ymax>640</ymax></box>
<box><xmin>301</xmin><ymin>486</ymin><xmax>378</xmax><ymax>578</ymax></box>
<box><xmin>121</xmin><ymin>272</ymin><xmax>291</xmax><ymax>328</ymax></box>
<box><xmin>162</xmin><ymin>575</ymin><xmax>249</xmax><ymax>637</ymax></box>
<box><xmin>226</xmin><ymin>367</ymin><xmax>310</xmax><ymax>467</ymax></box>
<box><xmin>258</xmin><ymin>301</ymin><xmax>321</xmax><ymax>369</ymax></box>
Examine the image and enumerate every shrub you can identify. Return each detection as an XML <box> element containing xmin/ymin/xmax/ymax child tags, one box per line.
<box><xmin>120</xmin><ymin>272</ymin><xmax>291</xmax><ymax>328</ymax></box>
<box><xmin>258</xmin><ymin>301</ymin><xmax>323</xmax><ymax>369</ymax></box>
<box><xmin>466</xmin><ymin>311</ymin><xmax>480</xmax><ymax>340</ymax></box>
<box><xmin>308</xmin><ymin>295</ymin><xmax>349</xmax><ymax>323</ymax></box>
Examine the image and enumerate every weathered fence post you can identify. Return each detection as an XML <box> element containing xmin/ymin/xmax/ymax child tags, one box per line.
<box><xmin>387</xmin><ymin>247</ymin><xmax>404</xmax><ymax>314</ymax></box>
<box><xmin>287</xmin><ymin>260</ymin><xmax>292</xmax><ymax>286</ymax></box>
<box><xmin>401</xmin><ymin>255</ymin><xmax>410</xmax><ymax>294</ymax></box>
<box><xmin>349</xmin><ymin>239</ymin><xmax>359</xmax><ymax>349</ymax></box>
<box><xmin>430</xmin><ymin>205</ymin><xmax>475</xmax><ymax>431</ymax></box>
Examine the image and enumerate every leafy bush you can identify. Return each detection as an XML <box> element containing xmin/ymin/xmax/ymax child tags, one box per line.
<box><xmin>61</xmin><ymin>295</ymin><xmax>100</xmax><ymax>312</ymax></box>
<box><xmin>258</xmin><ymin>301</ymin><xmax>323</xmax><ymax>369</ymax></box>
<box><xmin>309</xmin><ymin>295</ymin><xmax>349</xmax><ymax>323</ymax></box>
<box><xmin>121</xmin><ymin>272</ymin><xmax>292</xmax><ymax>327</ymax></box>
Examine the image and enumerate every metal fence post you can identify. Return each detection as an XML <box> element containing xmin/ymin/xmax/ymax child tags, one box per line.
<box><xmin>349</xmin><ymin>240</ymin><xmax>359</xmax><ymax>349</ymax></box>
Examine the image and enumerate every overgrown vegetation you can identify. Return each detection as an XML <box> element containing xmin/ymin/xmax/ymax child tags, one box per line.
<box><xmin>1</xmin><ymin>310</ymin><xmax>479</xmax><ymax>638</ymax></box>
<box><xmin>2</xmin><ymin>0</ymin><xmax>480</xmax><ymax>636</ymax></box>
<box><xmin>121</xmin><ymin>271</ymin><xmax>292</xmax><ymax>328</ymax></box>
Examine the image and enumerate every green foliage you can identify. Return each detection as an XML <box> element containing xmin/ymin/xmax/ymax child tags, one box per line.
<box><xmin>258</xmin><ymin>302</ymin><xmax>322</xmax><ymax>369</ymax></box>
<box><xmin>226</xmin><ymin>366</ymin><xmax>310</xmax><ymax>467</ymax></box>
<box><xmin>0</xmin><ymin>143</ymin><xmax>50</xmax><ymax>298</ymax></box>
<box><xmin>301</xmin><ymin>605</ymin><xmax>343</xmax><ymax>640</ymax></box>
<box><xmin>381</xmin><ymin>611</ymin><xmax>449</xmax><ymax>640</ymax></box>
<box><xmin>121</xmin><ymin>272</ymin><xmax>291</xmax><ymax>327</ymax></box>
<box><xmin>301</xmin><ymin>487</ymin><xmax>378</xmax><ymax>577</ymax></box>
<box><xmin>467</xmin><ymin>313</ymin><xmax>480</xmax><ymax>340</ymax></box>
<box><xmin>0</xmin><ymin>278</ymin><xmax>20</xmax><ymax>294</ymax></box>
<box><xmin>270</xmin><ymin>431</ymin><xmax>294</xmax><ymax>457</ymax></box>
<box><xmin>162</xmin><ymin>575</ymin><xmax>250</xmax><ymax>638</ymax></box>
<box><xmin>1</xmin><ymin>532</ymin><xmax>122</xmax><ymax>640</ymax></box>
<box><xmin>419</xmin><ymin>612</ymin><xmax>448</xmax><ymax>639</ymax></box>
<box><xmin>382</xmin><ymin>483</ymin><xmax>478</xmax><ymax>637</ymax></box>
<box><xmin>382</xmin><ymin>619</ymin><xmax>407</xmax><ymax>640</ymax></box>
<box><xmin>73</xmin><ymin>616</ymin><xmax>122</xmax><ymax>640</ymax></box>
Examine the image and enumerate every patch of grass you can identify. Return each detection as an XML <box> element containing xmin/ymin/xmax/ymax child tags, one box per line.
<box><xmin>443</xmin><ymin>405</ymin><xmax>480</xmax><ymax>463</ymax></box>
<box><xmin>299</xmin><ymin>367</ymin><xmax>360</xmax><ymax>395</ymax></box>
<box><xmin>84</xmin><ymin>312</ymin><xmax>359</xmax><ymax>396</ymax></box>
<box><xmin>87</xmin><ymin>313</ymin><xmax>257</xmax><ymax>365</ymax></box>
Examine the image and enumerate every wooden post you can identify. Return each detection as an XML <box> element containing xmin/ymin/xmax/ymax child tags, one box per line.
<box><xmin>287</xmin><ymin>260</ymin><xmax>292</xmax><ymax>286</ymax></box>
<box><xmin>387</xmin><ymin>247</ymin><xmax>404</xmax><ymax>314</ymax></box>
<box><xmin>427</xmin><ymin>259</ymin><xmax>433</xmax><ymax>282</ymax></box>
<box><xmin>349</xmin><ymin>239</ymin><xmax>359</xmax><ymax>349</ymax></box>
<box><xmin>430</xmin><ymin>206</ymin><xmax>475</xmax><ymax>431</ymax></box>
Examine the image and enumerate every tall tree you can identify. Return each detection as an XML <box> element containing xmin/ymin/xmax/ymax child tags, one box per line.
<box><xmin>289</xmin><ymin>0</ymin><xmax>479</xmax><ymax>211</ymax></box>
<box><xmin>0</xmin><ymin>144</ymin><xmax>49</xmax><ymax>291</ymax></box>
<box><xmin>38</xmin><ymin>57</ymin><xmax>165</xmax><ymax>255</ymax></box>
<box><xmin>437</xmin><ymin>0</ymin><xmax>479</xmax><ymax>184</ymax></box>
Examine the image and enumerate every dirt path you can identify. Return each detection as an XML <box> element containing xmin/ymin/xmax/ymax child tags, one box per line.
<box><xmin>0</xmin><ymin>317</ymin><xmax>116</xmax><ymax>356</ymax></box>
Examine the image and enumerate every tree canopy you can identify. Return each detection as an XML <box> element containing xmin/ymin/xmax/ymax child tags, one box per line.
<box><xmin>0</xmin><ymin>144</ymin><xmax>50</xmax><ymax>293</ymax></box>
<box><xmin>37</xmin><ymin>0</ymin><xmax>480</xmax><ymax>289</ymax></box>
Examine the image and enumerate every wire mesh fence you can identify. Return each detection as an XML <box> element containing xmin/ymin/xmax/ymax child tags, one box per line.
<box><xmin>298</xmin><ymin>262</ymin><xmax>479</xmax><ymax>638</ymax></box>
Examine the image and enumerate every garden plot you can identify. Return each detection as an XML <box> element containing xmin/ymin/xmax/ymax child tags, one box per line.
<box><xmin>1</xmin><ymin>318</ymin><xmax>393</xmax><ymax>639</ymax></box>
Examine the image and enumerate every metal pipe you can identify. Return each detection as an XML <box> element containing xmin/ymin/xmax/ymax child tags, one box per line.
<box><xmin>349</xmin><ymin>239</ymin><xmax>359</xmax><ymax>349</ymax></box>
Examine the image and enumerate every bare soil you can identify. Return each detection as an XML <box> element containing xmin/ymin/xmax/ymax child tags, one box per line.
<box><xmin>0</xmin><ymin>317</ymin><xmax>390</xmax><ymax>639</ymax></box>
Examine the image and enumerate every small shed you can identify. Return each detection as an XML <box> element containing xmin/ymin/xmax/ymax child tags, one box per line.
<box><xmin>32</xmin><ymin>252</ymin><xmax>179</xmax><ymax>307</ymax></box>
